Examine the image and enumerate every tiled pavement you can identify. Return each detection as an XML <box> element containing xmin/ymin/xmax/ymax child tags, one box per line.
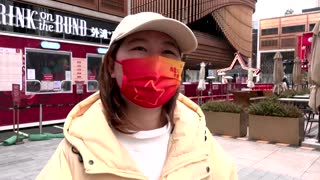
<box><xmin>215</xmin><ymin>136</ymin><xmax>320</xmax><ymax>180</ymax></box>
<box><xmin>0</xmin><ymin>136</ymin><xmax>320</xmax><ymax>180</ymax></box>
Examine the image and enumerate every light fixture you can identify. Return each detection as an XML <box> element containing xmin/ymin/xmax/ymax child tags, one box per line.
<box><xmin>41</xmin><ymin>41</ymin><xmax>60</xmax><ymax>50</ymax></box>
<box><xmin>97</xmin><ymin>47</ymin><xmax>108</xmax><ymax>54</ymax></box>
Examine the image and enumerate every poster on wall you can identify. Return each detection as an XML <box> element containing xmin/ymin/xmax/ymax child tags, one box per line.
<box><xmin>0</xmin><ymin>47</ymin><xmax>23</xmax><ymax>91</ymax></box>
<box><xmin>72</xmin><ymin>58</ymin><xmax>87</xmax><ymax>84</ymax></box>
<box><xmin>65</xmin><ymin>71</ymin><xmax>71</xmax><ymax>81</ymax></box>
<box><xmin>27</xmin><ymin>69</ymin><xmax>35</xmax><ymax>80</ymax></box>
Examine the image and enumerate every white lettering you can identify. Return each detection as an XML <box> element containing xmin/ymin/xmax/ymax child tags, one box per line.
<box><xmin>8</xmin><ymin>5</ymin><xmax>14</xmax><ymax>26</ymax></box>
<box><xmin>39</xmin><ymin>12</ymin><xmax>46</xmax><ymax>20</ymax></box>
<box><xmin>48</xmin><ymin>25</ymin><xmax>54</xmax><ymax>31</ymax></box>
<box><xmin>72</xmin><ymin>18</ymin><xmax>79</xmax><ymax>35</ymax></box>
<box><xmin>100</xmin><ymin>29</ymin><xmax>111</xmax><ymax>39</ymax></box>
<box><xmin>0</xmin><ymin>3</ymin><xmax>101</xmax><ymax>38</ymax></box>
<box><xmin>16</xmin><ymin>7</ymin><xmax>25</xmax><ymax>28</ymax></box>
<box><xmin>0</xmin><ymin>4</ymin><xmax>6</xmax><ymax>25</ymax></box>
<box><xmin>64</xmin><ymin>16</ymin><xmax>72</xmax><ymax>34</ymax></box>
<box><xmin>39</xmin><ymin>22</ymin><xmax>44</xmax><ymax>30</ymax></box>
<box><xmin>47</xmin><ymin>13</ymin><xmax>54</xmax><ymax>22</ymax></box>
<box><xmin>90</xmin><ymin>27</ymin><xmax>99</xmax><ymax>38</ymax></box>
<box><xmin>26</xmin><ymin>9</ymin><xmax>37</xmax><ymax>29</ymax></box>
<box><xmin>55</xmin><ymin>15</ymin><xmax>63</xmax><ymax>33</ymax></box>
<box><xmin>79</xmin><ymin>19</ymin><xmax>87</xmax><ymax>36</ymax></box>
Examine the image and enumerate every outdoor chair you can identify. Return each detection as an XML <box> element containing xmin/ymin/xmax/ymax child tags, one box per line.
<box><xmin>304</xmin><ymin>107</ymin><xmax>319</xmax><ymax>134</ymax></box>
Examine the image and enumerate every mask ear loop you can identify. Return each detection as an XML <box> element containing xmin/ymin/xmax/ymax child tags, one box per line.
<box><xmin>114</xmin><ymin>59</ymin><xmax>122</xmax><ymax>64</ymax></box>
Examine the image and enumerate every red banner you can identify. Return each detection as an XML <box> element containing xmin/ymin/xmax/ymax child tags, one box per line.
<box><xmin>12</xmin><ymin>84</ymin><xmax>20</xmax><ymax>106</ymax></box>
<box><xmin>43</xmin><ymin>74</ymin><xmax>53</xmax><ymax>80</ymax></box>
<box><xmin>88</xmin><ymin>75</ymin><xmax>96</xmax><ymax>80</ymax></box>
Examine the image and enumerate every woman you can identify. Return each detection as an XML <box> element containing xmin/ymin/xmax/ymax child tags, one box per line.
<box><xmin>36</xmin><ymin>12</ymin><xmax>237</xmax><ymax>180</ymax></box>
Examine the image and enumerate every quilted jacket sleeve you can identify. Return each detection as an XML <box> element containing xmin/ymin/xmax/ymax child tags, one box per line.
<box><xmin>36</xmin><ymin>139</ymin><xmax>72</xmax><ymax>180</ymax></box>
<box><xmin>206</xmin><ymin>127</ymin><xmax>238</xmax><ymax>180</ymax></box>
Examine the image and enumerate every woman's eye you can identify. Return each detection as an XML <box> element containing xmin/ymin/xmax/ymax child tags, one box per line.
<box><xmin>131</xmin><ymin>46</ymin><xmax>147</xmax><ymax>51</ymax></box>
<box><xmin>163</xmin><ymin>50</ymin><xmax>176</xmax><ymax>55</ymax></box>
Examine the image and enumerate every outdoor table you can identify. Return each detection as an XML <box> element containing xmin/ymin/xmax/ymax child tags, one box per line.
<box><xmin>278</xmin><ymin>98</ymin><xmax>319</xmax><ymax>142</ymax></box>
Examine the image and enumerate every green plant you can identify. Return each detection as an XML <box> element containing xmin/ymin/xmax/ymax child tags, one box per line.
<box><xmin>278</xmin><ymin>89</ymin><xmax>296</xmax><ymax>98</ymax></box>
<box><xmin>295</xmin><ymin>88</ymin><xmax>310</xmax><ymax>95</ymax></box>
<box><xmin>277</xmin><ymin>88</ymin><xmax>310</xmax><ymax>98</ymax></box>
<box><xmin>248</xmin><ymin>98</ymin><xmax>302</xmax><ymax>118</ymax></box>
<box><xmin>201</xmin><ymin>101</ymin><xmax>242</xmax><ymax>113</ymax></box>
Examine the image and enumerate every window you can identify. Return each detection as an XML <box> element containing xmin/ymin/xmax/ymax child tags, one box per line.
<box><xmin>261</xmin><ymin>40</ymin><xmax>278</xmax><ymax>47</ymax></box>
<box><xmin>282</xmin><ymin>25</ymin><xmax>305</xmax><ymax>34</ymax></box>
<box><xmin>281</xmin><ymin>38</ymin><xmax>295</xmax><ymax>48</ymax></box>
<box><xmin>26</xmin><ymin>49</ymin><xmax>72</xmax><ymax>94</ymax></box>
<box><xmin>87</xmin><ymin>54</ymin><xmax>103</xmax><ymax>92</ymax></box>
<box><xmin>261</xmin><ymin>28</ymin><xmax>278</xmax><ymax>36</ymax></box>
<box><xmin>309</xmin><ymin>24</ymin><xmax>315</xmax><ymax>31</ymax></box>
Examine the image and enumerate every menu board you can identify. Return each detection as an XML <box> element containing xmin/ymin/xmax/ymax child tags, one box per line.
<box><xmin>72</xmin><ymin>57</ymin><xmax>87</xmax><ymax>84</ymax></box>
<box><xmin>0</xmin><ymin>48</ymin><xmax>23</xmax><ymax>91</ymax></box>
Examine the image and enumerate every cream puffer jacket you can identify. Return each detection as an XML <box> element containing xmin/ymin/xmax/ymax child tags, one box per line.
<box><xmin>36</xmin><ymin>92</ymin><xmax>237</xmax><ymax>180</ymax></box>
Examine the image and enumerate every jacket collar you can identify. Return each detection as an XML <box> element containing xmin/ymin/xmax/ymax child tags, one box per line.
<box><xmin>63</xmin><ymin>92</ymin><xmax>207</xmax><ymax>178</ymax></box>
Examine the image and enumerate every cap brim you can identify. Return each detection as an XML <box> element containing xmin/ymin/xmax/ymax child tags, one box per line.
<box><xmin>115</xmin><ymin>18</ymin><xmax>198</xmax><ymax>53</ymax></box>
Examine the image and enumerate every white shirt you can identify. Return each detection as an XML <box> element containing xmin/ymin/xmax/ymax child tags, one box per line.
<box><xmin>113</xmin><ymin>122</ymin><xmax>172</xmax><ymax>180</ymax></box>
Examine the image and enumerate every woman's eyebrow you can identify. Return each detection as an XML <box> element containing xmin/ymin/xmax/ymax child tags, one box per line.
<box><xmin>163</xmin><ymin>41</ymin><xmax>179</xmax><ymax>50</ymax></box>
<box><xmin>127</xmin><ymin>38</ymin><xmax>147</xmax><ymax>45</ymax></box>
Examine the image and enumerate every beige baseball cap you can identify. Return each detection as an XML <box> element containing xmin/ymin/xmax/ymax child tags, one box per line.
<box><xmin>109</xmin><ymin>12</ymin><xmax>198</xmax><ymax>53</ymax></box>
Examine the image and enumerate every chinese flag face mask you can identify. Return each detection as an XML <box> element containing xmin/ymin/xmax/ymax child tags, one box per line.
<box><xmin>115</xmin><ymin>56</ymin><xmax>185</xmax><ymax>108</ymax></box>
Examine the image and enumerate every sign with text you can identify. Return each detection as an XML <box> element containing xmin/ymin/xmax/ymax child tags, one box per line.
<box><xmin>43</xmin><ymin>74</ymin><xmax>53</xmax><ymax>81</ymax></box>
<box><xmin>0</xmin><ymin>47</ymin><xmax>22</xmax><ymax>91</ymax></box>
<box><xmin>72</xmin><ymin>58</ymin><xmax>87</xmax><ymax>84</ymax></box>
<box><xmin>12</xmin><ymin>84</ymin><xmax>21</xmax><ymax>106</ymax></box>
<box><xmin>0</xmin><ymin>3</ymin><xmax>113</xmax><ymax>39</ymax></box>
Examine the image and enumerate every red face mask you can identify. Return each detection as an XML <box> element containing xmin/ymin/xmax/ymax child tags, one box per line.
<box><xmin>115</xmin><ymin>56</ymin><xmax>185</xmax><ymax>108</ymax></box>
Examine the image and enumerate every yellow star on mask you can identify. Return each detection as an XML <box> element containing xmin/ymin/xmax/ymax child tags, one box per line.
<box><xmin>133</xmin><ymin>80</ymin><xmax>165</xmax><ymax>105</ymax></box>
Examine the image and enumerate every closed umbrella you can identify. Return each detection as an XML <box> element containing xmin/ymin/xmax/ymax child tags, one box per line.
<box><xmin>247</xmin><ymin>58</ymin><xmax>255</xmax><ymax>88</ymax></box>
<box><xmin>309</xmin><ymin>20</ymin><xmax>320</xmax><ymax>113</ymax></box>
<box><xmin>307</xmin><ymin>64</ymin><xmax>312</xmax><ymax>88</ymax></box>
<box><xmin>292</xmin><ymin>57</ymin><xmax>302</xmax><ymax>91</ymax></box>
<box><xmin>197</xmin><ymin>62</ymin><xmax>206</xmax><ymax>104</ymax></box>
<box><xmin>247</xmin><ymin>70</ymin><xmax>255</xmax><ymax>88</ymax></box>
<box><xmin>273</xmin><ymin>52</ymin><xmax>285</xmax><ymax>95</ymax></box>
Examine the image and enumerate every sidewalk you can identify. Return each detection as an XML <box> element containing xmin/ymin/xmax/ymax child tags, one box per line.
<box><xmin>215</xmin><ymin>136</ymin><xmax>320</xmax><ymax>180</ymax></box>
<box><xmin>0</xmin><ymin>136</ymin><xmax>319</xmax><ymax>180</ymax></box>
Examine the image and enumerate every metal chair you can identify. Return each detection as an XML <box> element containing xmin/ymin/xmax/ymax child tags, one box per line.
<box><xmin>304</xmin><ymin>107</ymin><xmax>319</xmax><ymax>134</ymax></box>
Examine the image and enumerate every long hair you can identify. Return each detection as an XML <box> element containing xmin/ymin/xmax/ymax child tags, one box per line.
<box><xmin>98</xmin><ymin>40</ymin><xmax>179</xmax><ymax>133</ymax></box>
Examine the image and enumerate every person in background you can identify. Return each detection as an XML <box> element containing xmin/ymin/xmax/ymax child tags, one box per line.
<box><xmin>36</xmin><ymin>12</ymin><xmax>237</xmax><ymax>180</ymax></box>
<box><xmin>282</xmin><ymin>75</ymin><xmax>289</xmax><ymax>90</ymax></box>
<box><xmin>53</xmin><ymin>58</ymin><xmax>70</xmax><ymax>80</ymax></box>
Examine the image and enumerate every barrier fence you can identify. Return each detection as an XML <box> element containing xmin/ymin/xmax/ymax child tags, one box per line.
<box><xmin>0</xmin><ymin>103</ymin><xmax>75</xmax><ymax>132</ymax></box>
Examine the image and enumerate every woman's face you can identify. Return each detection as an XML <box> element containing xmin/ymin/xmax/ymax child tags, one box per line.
<box><xmin>111</xmin><ymin>30</ymin><xmax>181</xmax><ymax>85</ymax></box>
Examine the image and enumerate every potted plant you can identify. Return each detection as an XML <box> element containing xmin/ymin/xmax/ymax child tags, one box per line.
<box><xmin>248</xmin><ymin>98</ymin><xmax>304</xmax><ymax>145</ymax></box>
<box><xmin>201</xmin><ymin>101</ymin><xmax>247</xmax><ymax>137</ymax></box>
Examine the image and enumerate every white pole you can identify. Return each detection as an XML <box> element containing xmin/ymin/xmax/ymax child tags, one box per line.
<box><xmin>256</xmin><ymin>20</ymin><xmax>261</xmax><ymax>83</ymax></box>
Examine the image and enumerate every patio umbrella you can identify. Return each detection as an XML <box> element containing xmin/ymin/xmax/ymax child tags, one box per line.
<box><xmin>197</xmin><ymin>62</ymin><xmax>206</xmax><ymax>104</ymax></box>
<box><xmin>292</xmin><ymin>57</ymin><xmax>302</xmax><ymax>91</ymax></box>
<box><xmin>307</xmin><ymin>64</ymin><xmax>312</xmax><ymax>88</ymax></box>
<box><xmin>273</xmin><ymin>52</ymin><xmax>285</xmax><ymax>95</ymax></box>
<box><xmin>247</xmin><ymin>58</ymin><xmax>254</xmax><ymax>88</ymax></box>
<box><xmin>309</xmin><ymin>20</ymin><xmax>320</xmax><ymax>113</ymax></box>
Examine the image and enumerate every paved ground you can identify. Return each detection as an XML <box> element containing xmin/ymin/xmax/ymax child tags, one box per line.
<box><xmin>215</xmin><ymin>136</ymin><xmax>320</xmax><ymax>180</ymax></box>
<box><xmin>0</xmin><ymin>135</ymin><xmax>319</xmax><ymax>180</ymax></box>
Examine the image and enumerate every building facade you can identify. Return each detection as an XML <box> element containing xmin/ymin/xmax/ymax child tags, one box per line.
<box><xmin>130</xmin><ymin>0</ymin><xmax>257</xmax><ymax>73</ymax></box>
<box><xmin>258</xmin><ymin>10</ymin><xmax>320</xmax><ymax>84</ymax></box>
<box><xmin>0</xmin><ymin>0</ymin><xmax>126</xmax><ymax>129</ymax></box>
